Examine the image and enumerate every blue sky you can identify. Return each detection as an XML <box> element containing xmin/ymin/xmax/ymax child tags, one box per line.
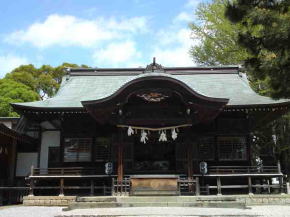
<box><xmin>0</xmin><ymin>0</ymin><xmax>208</xmax><ymax>77</ymax></box>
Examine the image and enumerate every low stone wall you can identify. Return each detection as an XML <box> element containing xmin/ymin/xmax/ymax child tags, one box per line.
<box><xmin>23</xmin><ymin>196</ymin><xmax>76</xmax><ymax>206</ymax></box>
<box><xmin>236</xmin><ymin>194</ymin><xmax>290</xmax><ymax>205</ymax></box>
<box><xmin>23</xmin><ymin>195</ymin><xmax>290</xmax><ymax>207</ymax></box>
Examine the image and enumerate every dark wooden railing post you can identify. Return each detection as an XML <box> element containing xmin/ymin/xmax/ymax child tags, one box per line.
<box><xmin>28</xmin><ymin>165</ymin><xmax>34</xmax><ymax>196</ymax></box>
<box><xmin>112</xmin><ymin>178</ymin><xmax>115</xmax><ymax>196</ymax></box>
<box><xmin>248</xmin><ymin>176</ymin><xmax>253</xmax><ymax>195</ymax></box>
<box><xmin>217</xmin><ymin>177</ymin><xmax>222</xmax><ymax>196</ymax></box>
<box><xmin>28</xmin><ymin>178</ymin><xmax>34</xmax><ymax>196</ymax></box>
<box><xmin>59</xmin><ymin>178</ymin><xmax>64</xmax><ymax>196</ymax></box>
<box><xmin>59</xmin><ymin>169</ymin><xmax>64</xmax><ymax>196</ymax></box>
<box><xmin>30</xmin><ymin>165</ymin><xmax>34</xmax><ymax>176</ymax></box>
<box><xmin>195</xmin><ymin>177</ymin><xmax>200</xmax><ymax>196</ymax></box>
<box><xmin>278</xmin><ymin>160</ymin><xmax>281</xmax><ymax>174</ymax></box>
<box><xmin>90</xmin><ymin>179</ymin><xmax>95</xmax><ymax>196</ymax></box>
<box><xmin>277</xmin><ymin>160</ymin><xmax>284</xmax><ymax>194</ymax></box>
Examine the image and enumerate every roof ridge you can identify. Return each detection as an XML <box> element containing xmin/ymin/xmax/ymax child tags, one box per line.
<box><xmin>66</xmin><ymin>66</ymin><xmax>240</xmax><ymax>76</ymax></box>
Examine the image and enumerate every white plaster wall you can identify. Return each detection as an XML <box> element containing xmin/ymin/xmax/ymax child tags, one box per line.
<box><xmin>16</xmin><ymin>152</ymin><xmax>38</xmax><ymax>176</ymax></box>
<box><xmin>40</xmin><ymin>131</ymin><xmax>60</xmax><ymax>168</ymax></box>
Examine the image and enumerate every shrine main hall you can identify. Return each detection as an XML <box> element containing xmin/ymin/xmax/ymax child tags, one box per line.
<box><xmin>9</xmin><ymin>60</ymin><xmax>290</xmax><ymax>197</ymax></box>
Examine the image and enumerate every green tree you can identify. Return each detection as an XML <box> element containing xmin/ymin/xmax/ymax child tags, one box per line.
<box><xmin>0</xmin><ymin>62</ymin><xmax>90</xmax><ymax>116</ymax></box>
<box><xmin>0</xmin><ymin>79</ymin><xmax>39</xmax><ymax>117</ymax></box>
<box><xmin>225</xmin><ymin>0</ymin><xmax>290</xmax><ymax>99</ymax></box>
<box><xmin>190</xmin><ymin>0</ymin><xmax>249</xmax><ymax>65</ymax></box>
<box><xmin>6</xmin><ymin>63</ymin><xmax>90</xmax><ymax>100</ymax></box>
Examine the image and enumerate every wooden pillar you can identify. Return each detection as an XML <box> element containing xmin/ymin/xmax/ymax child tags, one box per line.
<box><xmin>117</xmin><ymin>130</ymin><xmax>124</xmax><ymax>182</ymax></box>
<box><xmin>8</xmin><ymin>139</ymin><xmax>17</xmax><ymax>184</ymax></box>
<box><xmin>187</xmin><ymin>141</ymin><xmax>194</xmax><ymax>193</ymax></box>
<box><xmin>187</xmin><ymin>142</ymin><xmax>193</xmax><ymax>179</ymax></box>
<box><xmin>248</xmin><ymin>176</ymin><xmax>253</xmax><ymax>195</ymax></box>
<box><xmin>217</xmin><ymin>176</ymin><xmax>222</xmax><ymax>196</ymax></box>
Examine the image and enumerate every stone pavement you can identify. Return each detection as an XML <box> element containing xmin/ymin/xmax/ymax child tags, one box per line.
<box><xmin>59</xmin><ymin>206</ymin><xmax>290</xmax><ymax>217</ymax></box>
<box><xmin>1</xmin><ymin>205</ymin><xmax>290</xmax><ymax>217</ymax></box>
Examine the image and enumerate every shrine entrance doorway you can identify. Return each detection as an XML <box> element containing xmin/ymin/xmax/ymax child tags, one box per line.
<box><xmin>133</xmin><ymin>137</ymin><xmax>176</xmax><ymax>174</ymax></box>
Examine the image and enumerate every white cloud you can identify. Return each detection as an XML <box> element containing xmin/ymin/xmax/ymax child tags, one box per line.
<box><xmin>5</xmin><ymin>14</ymin><xmax>148</xmax><ymax>48</ymax></box>
<box><xmin>174</xmin><ymin>12</ymin><xmax>193</xmax><ymax>23</ymax></box>
<box><xmin>186</xmin><ymin>0</ymin><xmax>202</xmax><ymax>8</ymax></box>
<box><xmin>152</xmin><ymin>28</ymin><xmax>198</xmax><ymax>67</ymax></box>
<box><xmin>0</xmin><ymin>55</ymin><xmax>28</xmax><ymax>77</ymax></box>
<box><xmin>93</xmin><ymin>41</ymin><xmax>142</xmax><ymax>67</ymax></box>
<box><xmin>149</xmin><ymin>0</ymin><xmax>202</xmax><ymax>67</ymax></box>
<box><xmin>153</xmin><ymin>46</ymin><xmax>193</xmax><ymax>67</ymax></box>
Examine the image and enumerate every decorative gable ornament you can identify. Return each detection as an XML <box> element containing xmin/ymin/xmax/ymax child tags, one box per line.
<box><xmin>137</xmin><ymin>92</ymin><xmax>169</xmax><ymax>102</ymax></box>
<box><xmin>144</xmin><ymin>57</ymin><xmax>164</xmax><ymax>73</ymax></box>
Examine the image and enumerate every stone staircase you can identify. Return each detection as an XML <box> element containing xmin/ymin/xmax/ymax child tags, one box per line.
<box><xmin>64</xmin><ymin>196</ymin><xmax>247</xmax><ymax>211</ymax></box>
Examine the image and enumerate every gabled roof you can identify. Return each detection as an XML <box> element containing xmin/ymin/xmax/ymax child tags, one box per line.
<box><xmin>12</xmin><ymin>66</ymin><xmax>290</xmax><ymax>110</ymax></box>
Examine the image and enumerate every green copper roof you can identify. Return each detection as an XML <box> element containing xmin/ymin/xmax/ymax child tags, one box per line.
<box><xmin>12</xmin><ymin>67</ymin><xmax>290</xmax><ymax>109</ymax></box>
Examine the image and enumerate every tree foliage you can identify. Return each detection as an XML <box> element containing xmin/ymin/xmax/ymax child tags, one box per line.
<box><xmin>5</xmin><ymin>63</ymin><xmax>89</xmax><ymax>100</ymax></box>
<box><xmin>189</xmin><ymin>0</ymin><xmax>250</xmax><ymax>65</ymax></box>
<box><xmin>225</xmin><ymin>0</ymin><xmax>290</xmax><ymax>99</ymax></box>
<box><xmin>0</xmin><ymin>62</ymin><xmax>89</xmax><ymax>116</ymax></box>
<box><xmin>0</xmin><ymin>79</ymin><xmax>39</xmax><ymax>117</ymax></box>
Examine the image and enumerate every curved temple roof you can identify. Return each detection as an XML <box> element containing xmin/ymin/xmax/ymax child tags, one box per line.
<box><xmin>12</xmin><ymin>66</ymin><xmax>290</xmax><ymax>110</ymax></box>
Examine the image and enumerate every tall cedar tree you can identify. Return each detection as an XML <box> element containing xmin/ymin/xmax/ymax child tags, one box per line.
<box><xmin>225</xmin><ymin>0</ymin><xmax>290</xmax><ymax>99</ymax></box>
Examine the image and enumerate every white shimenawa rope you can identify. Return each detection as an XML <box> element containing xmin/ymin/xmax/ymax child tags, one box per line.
<box><xmin>117</xmin><ymin>124</ymin><xmax>192</xmax><ymax>131</ymax></box>
<box><xmin>117</xmin><ymin>124</ymin><xmax>192</xmax><ymax>144</ymax></box>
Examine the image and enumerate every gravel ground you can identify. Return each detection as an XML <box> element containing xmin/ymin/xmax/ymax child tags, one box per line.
<box><xmin>1</xmin><ymin>206</ymin><xmax>290</xmax><ymax>217</ymax></box>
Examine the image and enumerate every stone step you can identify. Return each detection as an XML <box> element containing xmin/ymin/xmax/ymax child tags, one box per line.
<box><xmin>76</xmin><ymin>196</ymin><xmax>116</xmax><ymax>202</ymax></box>
<box><xmin>76</xmin><ymin>196</ymin><xmax>238</xmax><ymax>203</ymax></box>
<box><xmin>64</xmin><ymin>201</ymin><xmax>246</xmax><ymax>211</ymax></box>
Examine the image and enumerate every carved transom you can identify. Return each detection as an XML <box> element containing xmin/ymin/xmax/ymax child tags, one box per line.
<box><xmin>137</xmin><ymin>92</ymin><xmax>169</xmax><ymax>102</ymax></box>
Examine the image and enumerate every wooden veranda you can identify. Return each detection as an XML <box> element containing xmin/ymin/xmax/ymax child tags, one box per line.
<box><xmin>26</xmin><ymin>164</ymin><xmax>286</xmax><ymax>196</ymax></box>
